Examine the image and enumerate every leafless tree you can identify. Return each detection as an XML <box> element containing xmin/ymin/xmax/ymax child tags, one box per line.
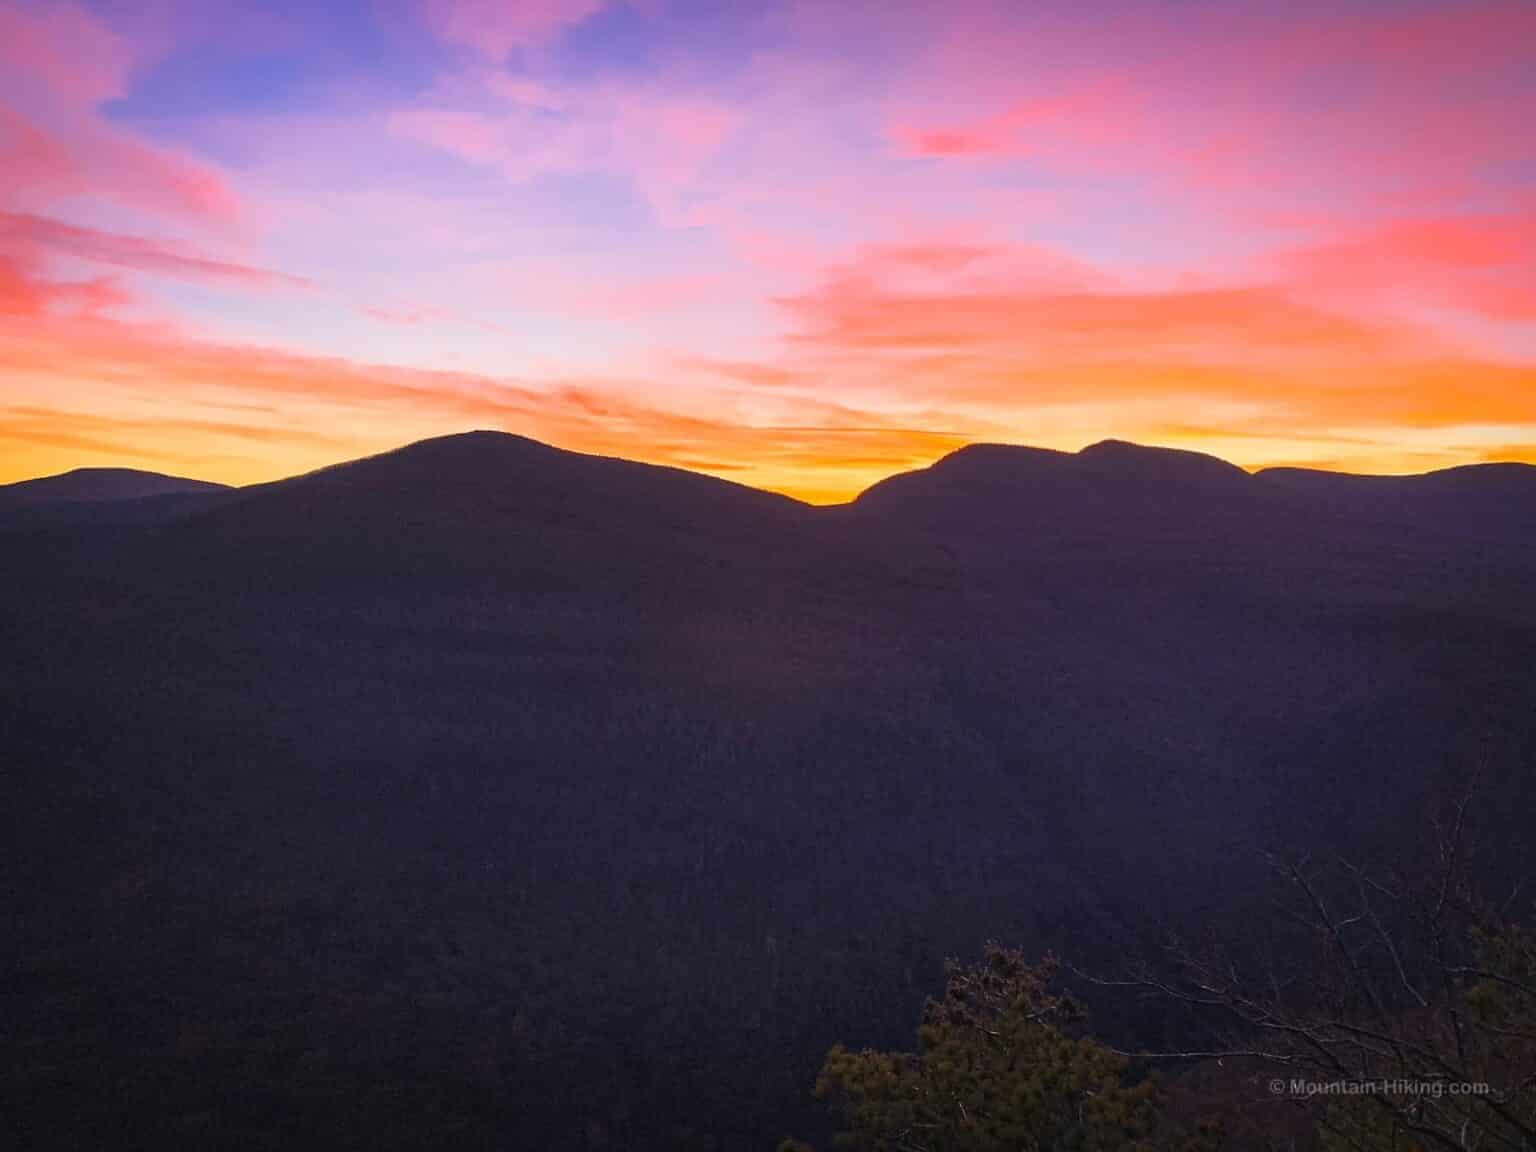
<box><xmin>1077</xmin><ymin>783</ymin><xmax>1536</xmax><ymax>1151</ymax></box>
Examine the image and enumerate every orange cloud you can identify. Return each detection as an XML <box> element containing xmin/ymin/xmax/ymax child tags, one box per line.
<box><xmin>1478</xmin><ymin>444</ymin><xmax>1536</xmax><ymax>465</ymax></box>
<box><xmin>779</xmin><ymin>278</ymin><xmax>1409</xmax><ymax>361</ymax></box>
<box><xmin>0</xmin><ymin>303</ymin><xmax>988</xmax><ymax>501</ymax></box>
<box><xmin>753</xmin><ymin>243</ymin><xmax>1536</xmax><ymax>468</ymax></box>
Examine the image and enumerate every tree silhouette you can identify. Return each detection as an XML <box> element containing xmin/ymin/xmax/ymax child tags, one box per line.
<box><xmin>791</xmin><ymin>945</ymin><xmax>1171</xmax><ymax>1151</ymax></box>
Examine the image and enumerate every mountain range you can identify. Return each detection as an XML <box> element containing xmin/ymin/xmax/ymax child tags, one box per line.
<box><xmin>3</xmin><ymin>432</ymin><xmax>1534</xmax><ymax>1151</ymax></box>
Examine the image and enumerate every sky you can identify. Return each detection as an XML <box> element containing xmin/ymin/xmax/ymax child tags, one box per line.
<box><xmin>1</xmin><ymin>0</ymin><xmax>1533</xmax><ymax>502</ymax></box>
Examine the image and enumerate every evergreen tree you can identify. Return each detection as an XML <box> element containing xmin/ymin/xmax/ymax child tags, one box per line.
<box><xmin>792</xmin><ymin>944</ymin><xmax>1165</xmax><ymax>1152</ymax></box>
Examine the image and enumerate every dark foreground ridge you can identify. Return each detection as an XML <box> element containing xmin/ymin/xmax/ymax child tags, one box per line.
<box><xmin>2</xmin><ymin>430</ymin><xmax>1534</xmax><ymax>1150</ymax></box>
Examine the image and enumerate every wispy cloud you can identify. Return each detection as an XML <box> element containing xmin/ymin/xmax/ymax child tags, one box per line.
<box><xmin>1</xmin><ymin>212</ymin><xmax>313</xmax><ymax>292</ymax></box>
<box><xmin>422</xmin><ymin>0</ymin><xmax>613</xmax><ymax>60</ymax></box>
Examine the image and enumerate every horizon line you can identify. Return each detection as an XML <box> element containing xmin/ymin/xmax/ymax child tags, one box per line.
<box><xmin>5</xmin><ymin>428</ymin><xmax>1535</xmax><ymax>508</ymax></box>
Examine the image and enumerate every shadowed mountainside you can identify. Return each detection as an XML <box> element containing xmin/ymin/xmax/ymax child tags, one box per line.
<box><xmin>3</xmin><ymin>431</ymin><xmax>1534</xmax><ymax>1151</ymax></box>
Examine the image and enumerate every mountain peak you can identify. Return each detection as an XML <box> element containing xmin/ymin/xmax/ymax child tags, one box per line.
<box><xmin>1075</xmin><ymin>439</ymin><xmax>1249</xmax><ymax>482</ymax></box>
<box><xmin>400</xmin><ymin>428</ymin><xmax>552</xmax><ymax>453</ymax></box>
<box><xmin>354</xmin><ymin>428</ymin><xmax>559</xmax><ymax>468</ymax></box>
<box><xmin>929</xmin><ymin>442</ymin><xmax>1073</xmax><ymax>477</ymax></box>
<box><xmin>1080</xmin><ymin>438</ymin><xmax>1140</xmax><ymax>453</ymax></box>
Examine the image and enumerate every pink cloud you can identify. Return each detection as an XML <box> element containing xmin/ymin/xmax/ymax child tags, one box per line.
<box><xmin>0</xmin><ymin>250</ymin><xmax>47</xmax><ymax>316</ymax></box>
<box><xmin>389</xmin><ymin>108</ymin><xmax>507</xmax><ymax>166</ymax></box>
<box><xmin>0</xmin><ymin>106</ymin><xmax>80</xmax><ymax>197</ymax></box>
<box><xmin>790</xmin><ymin>240</ymin><xmax>1104</xmax><ymax>313</ymax></box>
<box><xmin>0</xmin><ymin>1</ymin><xmax>135</xmax><ymax>108</ymax></box>
<box><xmin>720</xmin><ymin>228</ymin><xmax>828</xmax><ymax>281</ymax></box>
<box><xmin>1275</xmin><ymin>213</ymin><xmax>1536</xmax><ymax>323</ymax></box>
<box><xmin>890</xmin><ymin>81</ymin><xmax>1139</xmax><ymax>160</ymax></box>
<box><xmin>363</xmin><ymin>304</ymin><xmax>451</xmax><ymax>326</ymax></box>
<box><xmin>1257</xmin><ymin>0</ymin><xmax>1536</xmax><ymax>84</ymax></box>
<box><xmin>423</xmin><ymin>0</ymin><xmax>611</xmax><ymax>60</ymax></box>
<box><xmin>390</xmin><ymin>77</ymin><xmax>736</xmax><ymax>223</ymax></box>
<box><xmin>877</xmin><ymin>1</ymin><xmax>1532</xmax><ymax>228</ymax></box>
<box><xmin>519</xmin><ymin>269</ymin><xmax>728</xmax><ymax>319</ymax></box>
<box><xmin>779</xmin><ymin>279</ymin><xmax>1382</xmax><ymax>358</ymax></box>
<box><xmin>0</xmin><ymin>240</ymin><xmax>132</xmax><ymax>321</ymax></box>
<box><xmin>618</xmin><ymin>97</ymin><xmax>736</xmax><ymax>176</ymax></box>
<box><xmin>389</xmin><ymin>97</ymin><xmax>609</xmax><ymax>185</ymax></box>
<box><xmin>0</xmin><ymin>5</ymin><xmax>242</xmax><ymax>228</ymax></box>
<box><xmin>0</xmin><ymin>212</ymin><xmax>308</xmax><ymax>291</ymax></box>
<box><xmin>68</xmin><ymin>117</ymin><xmax>243</xmax><ymax>227</ymax></box>
<box><xmin>612</xmin><ymin>94</ymin><xmax>736</xmax><ymax>220</ymax></box>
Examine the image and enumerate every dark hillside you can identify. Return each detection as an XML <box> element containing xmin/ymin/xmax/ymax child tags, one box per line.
<box><xmin>3</xmin><ymin>434</ymin><xmax>1533</xmax><ymax>1150</ymax></box>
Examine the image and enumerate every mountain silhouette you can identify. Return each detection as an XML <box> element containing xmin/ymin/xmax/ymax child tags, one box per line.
<box><xmin>1254</xmin><ymin>460</ymin><xmax>1536</xmax><ymax>540</ymax></box>
<box><xmin>3</xmin><ymin>431</ymin><xmax>1534</xmax><ymax>1151</ymax></box>
<box><xmin>0</xmin><ymin>466</ymin><xmax>227</xmax><ymax>505</ymax></box>
<box><xmin>134</xmin><ymin>432</ymin><xmax>959</xmax><ymax>629</ymax></box>
<box><xmin>860</xmin><ymin>437</ymin><xmax>1249</xmax><ymax>499</ymax></box>
<box><xmin>0</xmin><ymin>467</ymin><xmax>231</xmax><ymax>530</ymax></box>
<box><xmin>155</xmin><ymin>430</ymin><xmax>807</xmax><ymax>582</ymax></box>
<box><xmin>854</xmin><ymin>438</ymin><xmax>1260</xmax><ymax>540</ymax></box>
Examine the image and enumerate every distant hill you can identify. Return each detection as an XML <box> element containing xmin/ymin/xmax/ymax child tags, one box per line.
<box><xmin>0</xmin><ymin>467</ymin><xmax>232</xmax><ymax>530</ymax></box>
<box><xmin>3</xmin><ymin>431</ymin><xmax>1534</xmax><ymax>1151</ymax></box>
<box><xmin>0</xmin><ymin>466</ymin><xmax>229</xmax><ymax>504</ymax></box>
<box><xmin>1254</xmin><ymin>460</ymin><xmax>1536</xmax><ymax>538</ymax></box>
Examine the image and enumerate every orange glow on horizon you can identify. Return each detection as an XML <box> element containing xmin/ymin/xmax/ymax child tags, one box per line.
<box><xmin>1</xmin><ymin>0</ymin><xmax>1532</xmax><ymax>503</ymax></box>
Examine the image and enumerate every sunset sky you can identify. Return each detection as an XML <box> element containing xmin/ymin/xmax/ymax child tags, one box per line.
<box><xmin>1</xmin><ymin>0</ymin><xmax>1533</xmax><ymax>502</ymax></box>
